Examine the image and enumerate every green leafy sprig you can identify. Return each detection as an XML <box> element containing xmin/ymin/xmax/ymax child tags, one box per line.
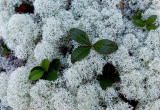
<box><xmin>1</xmin><ymin>42</ymin><xmax>11</xmax><ymax>55</ymax></box>
<box><xmin>29</xmin><ymin>59</ymin><xmax>61</xmax><ymax>81</ymax></box>
<box><xmin>69</xmin><ymin>28</ymin><xmax>118</xmax><ymax>63</ymax></box>
<box><xmin>132</xmin><ymin>10</ymin><xmax>157</xmax><ymax>31</ymax></box>
<box><xmin>97</xmin><ymin>63</ymin><xmax>120</xmax><ymax>90</ymax></box>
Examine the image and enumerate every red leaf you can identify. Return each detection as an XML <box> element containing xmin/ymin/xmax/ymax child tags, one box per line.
<box><xmin>16</xmin><ymin>3</ymin><xmax>34</xmax><ymax>13</ymax></box>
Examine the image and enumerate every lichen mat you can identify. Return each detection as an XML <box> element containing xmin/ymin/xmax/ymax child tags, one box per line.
<box><xmin>0</xmin><ymin>0</ymin><xmax>160</xmax><ymax>110</ymax></box>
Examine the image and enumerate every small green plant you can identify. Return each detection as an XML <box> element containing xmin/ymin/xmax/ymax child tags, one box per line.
<box><xmin>97</xmin><ymin>63</ymin><xmax>120</xmax><ymax>90</ymax></box>
<box><xmin>132</xmin><ymin>10</ymin><xmax>157</xmax><ymax>31</ymax></box>
<box><xmin>69</xmin><ymin>28</ymin><xmax>118</xmax><ymax>63</ymax></box>
<box><xmin>29</xmin><ymin>59</ymin><xmax>61</xmax><ymax>81</ymax></box>
<box><xmin>1</xmin><ymin>42</ymin><xmax>11</xmax><ymax>55</ymax></box>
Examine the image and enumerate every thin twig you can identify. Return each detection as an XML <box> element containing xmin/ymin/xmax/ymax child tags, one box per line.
<box><xmin>50</xmin><ymin>88</ymin><xmax>57</xmax><ymax>93</ymax></box>
<box><xmin>28</xmin><ymin>57</ymin><xmax>35</xmax><ymax>60</ymax></box>
<box><xmin>27</xmin><ymin>105</ymin><xmax>36</xmax><ymax>110</ymax></box>
<box><xmin>120</xmin><ymin>0</ymin><xmax>125</xmax><ymax>10</ymax></box>
<box><xmin>4</xmin><ymin>0</ymin><xmax>7</xmax><ymax>6</ymax></box>
<box><xmin>112</xmin><ymin>81</ymin><xmax>119</xmax><ymax>86</ymax></box>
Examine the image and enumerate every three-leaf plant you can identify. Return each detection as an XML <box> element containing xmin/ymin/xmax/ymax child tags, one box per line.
<box><xmin>97</xmin><ymin>63</ymin><xmax>120</xmax><ymax>90</ymax></box>
<box><xmin>69</xmin><ymin>28</ymin><xmax>118</xmax><ymax>63</ymax></box>
<box><xmin>1</xmin><ymin>42</ymin><xmax>11</xmax><ymax>55</ymax></box>
<box><xmin>132</xmin><ymin>10</ymin><xmax>157</xmax><ymax>31</ymax></box>
<box><xmin>29</xmin><ymin>59</ymin><xmax>61</xmax><ymax>81</ymax></box>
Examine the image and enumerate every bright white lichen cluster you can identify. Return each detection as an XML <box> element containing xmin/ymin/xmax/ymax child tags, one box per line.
<box><xmin>0</xmin><ymin>0</ymin><xmax>160</xmax><ymax>110</ymax></box>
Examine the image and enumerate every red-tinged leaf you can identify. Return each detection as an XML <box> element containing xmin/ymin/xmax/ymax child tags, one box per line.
<box><xmin>16</xmin><ymin>3</ymin><xmax>34</xmax><ymax>13</ymax></box>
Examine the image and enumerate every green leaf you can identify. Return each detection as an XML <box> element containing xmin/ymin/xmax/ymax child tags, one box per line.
<box><xmin>50</xmin><ymin>59</ymin><xmax>61</xmax><ymax>71</ymax></box>
<box><xmin>93</xmin><ymin>39</ymin><xmax>118</xmax><ymax>54</ymax></box>
<box><xmin>31</xmin><ymin>66</ymin><xmax>43</xmax><ymax>72</ymax></box>
<box><xmin>8</xmin><ymin>49</ymin><xmax>11</xmax><ymax>52</ymax></box>
<box><xmin>146</xmin><ymin>24</ymin><xmax>157</xmax><ymax>31</ymax></box>
<box><xmin>71</xmin><ymin>46</ymin><xmax>91</xmax><ymax>63</ymax></box>
<box><xmin>132</xmin><ymin>15</ymin><xmax>139</xmax><ymax>20</ymax></box>
<box><xmin>1</xmin><ymin>43</ymin><xmax>7</xmax><ymax>49</ymax></box>
<box><xmin>43</xmin><ymin>68</ymin><xmax>58</xmax><ymax>81</ymax></box>
<box><xmin>113</xmin><ymin>72</ymin><xmax>120</xmax><ymax>83</ymax></box>
<box><xmin>98</xmin><ymin>76</ymin><xmax>114</xmax><ymax>90</ymax></box>
<box><xmin>2</xmin><ymin>48</ymin><xmax>8</xmax><ymax>55</ymax></box>
<box><xmin>97</xmin><ymin>72</ymin><xmax>120</xmax><ymax>90</ymax></box>
<box><xmin>29</xmin><ymin>70</ymin><xmax>44</xmax><ymax>81</ymax></box>
<box><xmin>97</xmin><ymin>63</ymin><xmax>120</xmax><ymax>90</ymax></box>
<box><xmin>133</xmin><ymin>19</ymin><xmax>145</xmax><ymax>27</ymax></box>
<box><xmin>69</xmin><ymin>28</ymin><xmax>91</xmax><ymax>45</ymax></box>
<box><xmin>102</xmin><ymin>63</ymin><xmax>116</xmax><ymax>78</ymax></box>
<box><xmin>137</xmin><ymin>10</ymin><xmax>144</xmax><ymax>18</ymax></box>
<box><xmin>1</xmin><ymin>43</ymin><xmax>10</xmax><ymax>55</ymax></box>
<box><xmin>41</xmin><ymin>59</ymin><xmax>50</xmax><ymax>71</ymax></box>
<box><xmin>146</xmin><ymin>15</ymin><xmax>157</xmax><ymax>25</ymax></box>
<box><xmin>96</xmin><ymin>75</ymin><xmax>102</xmax><ymax>81</ymax></box>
